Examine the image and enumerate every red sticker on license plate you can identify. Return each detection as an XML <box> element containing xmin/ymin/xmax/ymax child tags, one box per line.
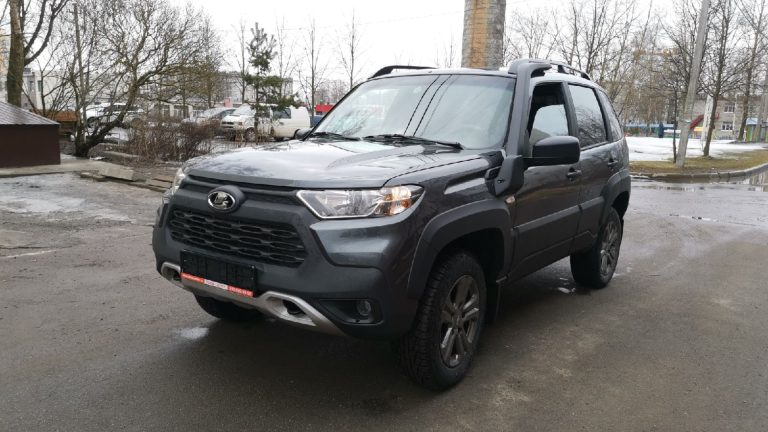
<box><xmin>180</xmin><ymin>272</ymin><xmax>254</xmax><ymax>298</ymax></box>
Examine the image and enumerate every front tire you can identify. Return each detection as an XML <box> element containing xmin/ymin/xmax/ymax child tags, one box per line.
<box><xmin>194</xmin><ymin>295</ymin><xmax>261</xmax><ymax>322</ymax></box>
<box><xmin>244</xmin><ymin>128</ymin><xmax>257</xmax><ymax>142</ymax></box>
<box><xmin>570</xmin><ymin>207</ymin><xmax>623</xmax><ymax>288</ymax></box>
<box><xmin>395</xmin><ymin>250</ymin><xmax>486</xmax><ymax>390</ymax></box>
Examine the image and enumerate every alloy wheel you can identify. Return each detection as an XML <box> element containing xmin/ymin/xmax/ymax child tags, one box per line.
<box><xmin>600</xmin><ymin>219</ymin><xmax>620</xmax><ymax>277</ymax></box>
<box><xmin>440</xmin><ymin>275</ymin><xmax>481</xmax><ymax>368</ymax></box>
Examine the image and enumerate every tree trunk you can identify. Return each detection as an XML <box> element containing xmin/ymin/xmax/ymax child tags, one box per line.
<box><xmin>6</xmin><ymin>0</ymin><xmax>24</xmax><ymax>106</ymax></box>
<box><xmin>704</xmin><ymin>95</ymin><xmax>720</xmax><ymax>157</ymax></box>
<box><xmin>672</xmin><ymin>92</ymin><xmax>678</xmax><ymax>163</ymax></box>
<box><xmin>755</xmin><ymin>71</ymin><xmax>768</xmax><ymax>142</ymax></box>
<box><xmin>738</xmin><ymin>33</ymin><xmax>760</xmax><ymax>141</ymax></box>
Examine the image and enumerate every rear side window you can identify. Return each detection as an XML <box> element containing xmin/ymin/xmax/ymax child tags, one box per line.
<box><xmin>598</xmin><ymin>91</ymin><xmax>623</xmax><ymax>141</ymax></box>
<box><xmin>568</xmin><ymin>84</ymin><xmax>606</xmax><ymax>147</ymax></box>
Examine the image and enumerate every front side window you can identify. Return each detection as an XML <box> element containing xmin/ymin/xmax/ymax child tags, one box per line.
<box><xmin>315</xmin><ymin>74</ymin><xmax>515</xmax><ymax>149</ymax></box>
<box><xmin>528</xmin><ymin>83</ymin><xmax>569</xmax><ymax>146</ymax></box>
<box><xmin>274</xmin><ymin>108</ymin><xmax>291</xmax><ymax>119</ymax></box>
<box><xmin>568</xmin><ymin>84</ymin><xmax>607</xmax><ymax>147</ymax></box>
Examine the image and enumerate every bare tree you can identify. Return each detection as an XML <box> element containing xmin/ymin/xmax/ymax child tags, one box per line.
<box><xmin>299</xmin><ymin>19</ymin><xmax>327</xmax><ymax>116</ymax></box>
<box><xmin>735</xmin><ymin>0</ymin><xmax>767</xmax><ymax>140</ymax></box>
<box><xmin>503</xmin><ymin>7</ymin><xmax>555</xmax><ymax>63</ymax></box>
<box><xmin>192</xmin><ymin>15</ymin><xmax>226</xmax><ymax>108</ymax></box>
<box><xmin>434</xmin><ymin>33</ymin><xmax>459</xmax><ymax>68</ymax></box>
<box><xmin>336</xmin><ymin>10</ymin><xmax>363</xmax><ymax>91</ymax></box>
<box><xmin>701</xmin><ymin>0</ymin><xmax>747</xmax><ymax>155</ymax></box>
<box><xmin>553</xmin><ymin>0</ymin><xmax>638</xmax><ymax>79</ymax></box>
<box><xmin>233</xmin><ymin>19</ymin><xmax>251</xmax><ymax>103</ymax></box>
<box><xmin>273</xmin><ymin>18</ymin><xmax>297</xmax><ymax>100</ymax></box>
<box><xmin>21</xmin><ymin>34</ymin><xmax>74</xmax><ymax>117</ymax></box>
<box><xmin>6</xmin><ymin>0</ymin><xmax>68</xmax><ymax>106</ymax></box>
<box><xmin>59</xmin><ymin>0</ymin><xmax>202</xmax><ymax>155</ymax></box>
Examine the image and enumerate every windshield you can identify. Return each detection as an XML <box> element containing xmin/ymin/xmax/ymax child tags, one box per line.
<box><xmin>232</xmin><ymin>105</ymin><xmax>253</xmax><ymax>116</ymax></box>
<box><xmin>314</xmin><ymin>74</ymin><xmax>515</xmax><ymax>149</ymax></box>
<box><xmin>198</xmin><ymin>108</ymin><xmax>221</xmax><ymax>118</ymax></box>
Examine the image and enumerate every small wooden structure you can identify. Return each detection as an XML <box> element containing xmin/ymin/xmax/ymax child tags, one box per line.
<box><xmin>0</xmin><ymin>101</ymin><xmax>60</xmax><ymax>168</ymax></box>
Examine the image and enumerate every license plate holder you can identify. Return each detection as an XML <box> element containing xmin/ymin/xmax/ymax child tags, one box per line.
<box><xmin>180</xmin><ymin>251</ymin><xmax>257</xmax><ymax>297</ymax></box>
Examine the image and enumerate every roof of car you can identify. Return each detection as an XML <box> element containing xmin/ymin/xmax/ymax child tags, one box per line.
<box><xmin>369</xmin><ymin>66</ymin><xmax>605</xmax><ymax>91</ymax></box>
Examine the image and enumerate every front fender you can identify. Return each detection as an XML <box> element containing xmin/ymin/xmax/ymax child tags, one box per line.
<box><xmin>406</xmin><ymin>200</ymin><xmax>513</xmax><ymax>299</ymax></box>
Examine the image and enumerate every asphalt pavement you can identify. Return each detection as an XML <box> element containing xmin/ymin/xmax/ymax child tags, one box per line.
<box><xmin>1</xmin><ymin>173</ymin><xmax>767</xmax><ymax>431</ymax></box>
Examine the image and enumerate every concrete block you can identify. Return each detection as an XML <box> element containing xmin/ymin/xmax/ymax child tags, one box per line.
<box><xmin>99</xmin><ymin>165</ymin><xmax>136</xmax><ymax>181</ymax></box>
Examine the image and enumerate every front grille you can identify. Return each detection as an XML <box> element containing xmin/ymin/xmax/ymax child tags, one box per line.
<box><xmin>169</xmin><ymin>208</ymin><xmax>306</xmax><ymax>267</ymax></box>
<box><xmin>183</xmin><ymin>175</ymin><xmax>298</xmax><ymax>206</ymax></box>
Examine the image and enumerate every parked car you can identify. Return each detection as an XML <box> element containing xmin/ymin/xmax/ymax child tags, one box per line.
<box><xmin>87</xmin><ymin>103</ymin><xmax>145</xmax><ymax>128</ymax></box>
<box><xmin>182</xmin><ymin>107</ymin><xmax>235</xmax><ymax>131</ymax></box>
<box><xmin>153</xmin><ymin>59</ymin><xmax>631</xmax><ymax>390</ymax></box>
<box><xmin>272</xmin><ymin>106</ymin><xmax>311</xmax><ymax>140</ymax></box>
<box><xmin>220</xmin><ymin>104</ymin><xmax>272</xmax><ymax>141</ymax></box>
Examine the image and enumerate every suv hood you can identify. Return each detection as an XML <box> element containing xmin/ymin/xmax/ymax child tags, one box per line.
<box><xmin>187</xmin><ymin>140</ymin><xmax>484</xmax><ymax>188</ymax></box>
<box><xmin>221</xmin><ymin>114</ymin><xmax>247</xmax><ymax>122</ymax></box>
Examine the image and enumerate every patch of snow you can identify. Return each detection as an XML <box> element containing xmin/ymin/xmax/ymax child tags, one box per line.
<box><xmin>0</xmin><ymin>174</ymin><xmax>133</xmax><ymax>222</ymax></box>
<box><xmin>627</xmin><ymin>137</ymin><xmax>768</xmax><ymax>161</ymax></box>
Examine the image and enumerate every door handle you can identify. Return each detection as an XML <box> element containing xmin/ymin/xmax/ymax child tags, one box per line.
<box><xmin>566</xmin><ymin>169</ymin><xmax>582</xmax><ymax>180</ymax></box>
<box><xmin>607</xmin><ymin>159</ymin><xmax>619</xmax><ymax>168</ymax></box>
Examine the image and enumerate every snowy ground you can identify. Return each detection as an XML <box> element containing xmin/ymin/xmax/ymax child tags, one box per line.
<box><xmin>627</xmin><ymin>136</ymin><xmax>768</xmax><ymax>161</ymax></box>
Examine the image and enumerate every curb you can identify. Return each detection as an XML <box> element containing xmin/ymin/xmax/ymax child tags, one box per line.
<box><xmin>631</xmin><ymin>161</ymin><xmax>768</xmax><ymax>181</ymax></box>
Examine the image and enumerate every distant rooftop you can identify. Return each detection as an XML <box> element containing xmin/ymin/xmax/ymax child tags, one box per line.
<box><xmin>0</xmin><ymin>101</ymin><xmax>58</xmax><ymax>126</ymax></box>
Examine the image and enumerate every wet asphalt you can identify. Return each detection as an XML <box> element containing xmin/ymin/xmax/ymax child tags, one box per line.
<box><xmin>1</xmin><ymin>173</ymin><xmax>767</xmax><ymax>431</ymax></box>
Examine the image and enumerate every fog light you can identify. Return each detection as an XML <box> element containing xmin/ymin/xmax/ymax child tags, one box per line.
<box><xmin>356</xmin><ymin>300</ymin><xmax>372</xmax><ymax>317</ymax></box>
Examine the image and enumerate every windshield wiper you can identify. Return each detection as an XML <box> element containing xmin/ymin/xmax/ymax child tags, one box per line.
<box><xmin>363</xmin><ymin>134</ymin><xmax>463</xmax><ymax>149</ymax></box>
<box><xmin>307</xmin><ymin>131</ymin><xmax>360</xmax><ymax>141</ymax></box>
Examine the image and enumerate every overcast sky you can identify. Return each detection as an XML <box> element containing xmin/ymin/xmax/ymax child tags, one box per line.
<box><xmin>186</xmin><ymin>0</ymin><xmax>555</xmax><ymax>81</ymax></box>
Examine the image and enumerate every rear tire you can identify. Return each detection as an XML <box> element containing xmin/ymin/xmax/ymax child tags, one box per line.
<box><xmin>570</xmin><ymin>207</ymin><xmax>623</xmax><ymax>288</ymax></box>
<box><xmin>194</xmin><ymin>295</ymin><xmax>261</xmax><ymax>322</ymax></box>
<box><xmin>395</xmin><ymin>250</ymin><xmax>486</xmax><ymax>390</ymax></box>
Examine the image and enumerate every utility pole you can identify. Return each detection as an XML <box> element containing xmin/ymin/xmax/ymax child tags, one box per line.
<box><xmin>676</xmin><ymin>0</ymin><xmax>711</xmax><ymax>168</ymax></box>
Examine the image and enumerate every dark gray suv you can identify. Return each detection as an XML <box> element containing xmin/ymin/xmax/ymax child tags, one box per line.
<box><xmin>152</xmin><ymin>59</ymin><xmax>631</xmax><ymax>390</ymax></box>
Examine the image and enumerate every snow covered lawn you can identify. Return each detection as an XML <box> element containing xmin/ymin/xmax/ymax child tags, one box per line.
<box><xmin>627</xmin><ymin>136</ymin><xmax>768</xmax><ymax>161</ymax></box>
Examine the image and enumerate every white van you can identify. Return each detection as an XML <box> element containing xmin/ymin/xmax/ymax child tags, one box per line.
<box><xmin>272</xmin><ymin>106</ymin><xmax>311</xmax><ymax>140</ymax></box>
<box><xmin>221</xmin><ymin>104</ymin><xmax>310</xmax><ymax>141</ymax></box>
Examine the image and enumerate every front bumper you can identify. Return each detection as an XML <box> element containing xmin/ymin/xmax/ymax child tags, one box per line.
<box><xmin>152</xmin><ymin>177</ymin><xmax>423</xmax><ymax>339</ymax></box>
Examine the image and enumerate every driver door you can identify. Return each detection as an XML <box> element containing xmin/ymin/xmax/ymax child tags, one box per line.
<box><xmin>510</xmin><ymin>81</ymin><xmax>582</xmax><ymax>278</ymax></box>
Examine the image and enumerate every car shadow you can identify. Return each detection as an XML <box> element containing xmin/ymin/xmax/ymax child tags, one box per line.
<box><xmin>115</xmin><ymin>263</ymin><xmax>593</xmax><ymax>427</ymax></box>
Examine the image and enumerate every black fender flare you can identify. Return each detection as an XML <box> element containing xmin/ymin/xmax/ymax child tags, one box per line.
<box><xmin>406</xmin><ymin>200</ymin><xmax>513</xmax><ymax>300</ymax></box>
<box><xmin>600</xmin><ymin>169</ymin><xmax>631</xmax><ymax>224</ymax></box>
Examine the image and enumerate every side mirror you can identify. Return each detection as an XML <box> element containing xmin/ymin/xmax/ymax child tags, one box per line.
<box><xmin>526</xmin><ymin>136</ymin><xmax>580</xmax><ymax>167</ymax></box>
<box><xmin>294</xmin><ymin>128</ymin><xmax>312</xmax><ymax>139</ymax></box>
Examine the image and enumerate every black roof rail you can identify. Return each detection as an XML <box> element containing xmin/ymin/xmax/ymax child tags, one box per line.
<box><xmin>370</xmin><ymin>65</ymin><xmax>435</xmax><ymax>79</ymax></box>
<box><xmin>507</xmin><ymin>58</ymin><xmax>592</xmax><ymax>81</ymax></box>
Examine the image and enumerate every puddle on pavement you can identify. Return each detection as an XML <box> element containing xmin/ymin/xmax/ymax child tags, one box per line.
<box><xmin>175</xmin><ymin>327</ymin><xmax>209</xmax><ymax>340</ymax></box>
<box><xmin>633</xmin><ymin>168</ymin><xmax>768</xmax><ymax>192</ymax></box>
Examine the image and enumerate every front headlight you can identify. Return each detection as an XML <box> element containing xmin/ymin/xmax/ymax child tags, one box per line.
<box><xmin>170</xmin><ymin>166</ymin><xmax>187</xmax><ymax>194</ymax></box>
<box><xmin>297</xmin><ymin>185</ymin><xmax>423</xmax><ymax>219</ymax></box>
